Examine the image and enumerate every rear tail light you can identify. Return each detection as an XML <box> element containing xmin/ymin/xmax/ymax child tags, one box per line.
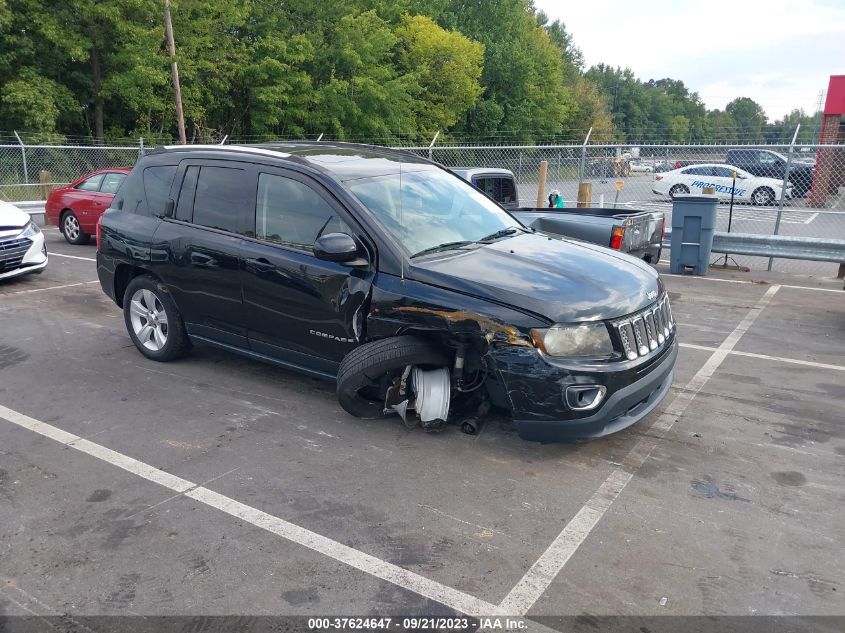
<box><xmin>675</xmin><ymin>162</ymin><xmax>682</xmax><ymax>169</ymax></box>
<box><xmin>96</xmin><ymin>216</ymin><xmax>103</xmax><ymax>250</ymax></box>
<box><xmin>610</xmin><ymin>225</ymin><xmax>625</xmax><ymax>250</ymax></box>
<box><xmin>660</xmin><ymin>215</ymin><xmax>666</xmax><ymax>239</ymax></box>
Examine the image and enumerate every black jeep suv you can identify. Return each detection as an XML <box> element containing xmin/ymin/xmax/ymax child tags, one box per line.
<box><xmin>97</xmin><ymin>143</ymin><xmax>677</xmax><ymax>441</ymax></box>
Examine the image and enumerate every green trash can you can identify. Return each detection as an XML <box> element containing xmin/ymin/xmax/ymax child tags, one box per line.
<box><xmin>669</xmin><ymin>194</ymin><xmax>718</xmax><ymax>275</ymax></box>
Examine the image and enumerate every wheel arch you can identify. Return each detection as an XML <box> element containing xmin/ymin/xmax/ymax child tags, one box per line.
<box><xmin>58</xmin><ymin>207</ymin><xmax>74</xmax><ymax>228</ymax></box>
<box><xmin>113</xmin><ymin>264</ymin><xmax>163</xmax><ymax>308</ymax></box>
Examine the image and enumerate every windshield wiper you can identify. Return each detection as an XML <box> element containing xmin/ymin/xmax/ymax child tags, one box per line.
<box><xmin>410</xmin><ymin>241</ymin><xmax>474</xmax><ymax>259</ymax></box>
<box><xmin>477</xmin><ymin>227</ymin><xmax>525</xmax><ymax>243</ymax></box>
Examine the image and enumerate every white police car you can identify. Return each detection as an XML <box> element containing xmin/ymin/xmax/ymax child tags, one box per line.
<box><xmin>652</xmin><ymin>163</ymin><xmax>792</xmax><ymax>205</ymax></box>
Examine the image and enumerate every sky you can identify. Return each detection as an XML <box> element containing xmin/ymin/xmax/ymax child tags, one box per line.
<box><xmin>533</xmin><ymin>0</ymin><xmax>845</xmax><ymax>121</ymax></box>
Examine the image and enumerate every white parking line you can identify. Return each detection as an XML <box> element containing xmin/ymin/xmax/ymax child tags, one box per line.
<box><xmin>0</xmin><ymin>403</ymin><xmax>504</xmax><ymax>617</ymax></box>
<box><xmin>680</xmin><ymin>342</ymin><xmax>845</xmax><ymax>372</ymax></box>
<box><xmin>498</xmin><ymin>285</ymin><xmax>781</xmax><ymax>615</ymax></box>
<box><xmin>663</xmin><ymin>273</ymin><xmax>843</xmax><ymax>294</ymax></box>
<box><xmin>48</xmin><ymin>252</ymin><xmax>96</xmax><ymax>262</ymax></box>
<box><xmin>3</xmin><ymin>280</ymin><xmax>99</xmax><ymax>295</ymax></box>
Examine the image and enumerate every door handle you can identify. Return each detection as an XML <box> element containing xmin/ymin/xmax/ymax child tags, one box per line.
<box><xmin>247</xmin><ymin>257</ymin><xmax>276</xmax><ymax>273</ymax></box>
<box><xmin>191</xmin><ymin>252</ymin><xmax>214</xmax><ymax>266</ymax></box>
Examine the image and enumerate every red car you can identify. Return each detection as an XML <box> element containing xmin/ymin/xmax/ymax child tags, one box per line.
<box><xmin>46</xmin><ymin>168</ymin><xmax>131</xmax><ymax>244</ymax></box>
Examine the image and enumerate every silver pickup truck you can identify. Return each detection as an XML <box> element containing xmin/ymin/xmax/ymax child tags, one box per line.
<box><xmin>453</xmin><ymin>168</ymin><xmax>665</xmax><ymax>264</ymax></box>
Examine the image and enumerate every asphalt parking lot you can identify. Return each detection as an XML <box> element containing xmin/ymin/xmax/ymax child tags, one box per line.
<box><xmin>1</xmin><ymin>228</ymin><xmax>843</xmax><ymax>630</ymax></box>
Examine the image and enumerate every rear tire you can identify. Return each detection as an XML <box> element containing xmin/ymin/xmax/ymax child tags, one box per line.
<box><xmin>123</xmin><ymin>275</ymin><xmax>191</xmax><ymax>362</ymax></box>
<box><xmin>61</xmin><ymin>211</ymin><xmax>90</xmax><ymax>245</ymax></box>
<box><xmin>336</xmin><ymin>336</ymin><xmax>450</xmax><ymax>419</ymax></box>
<box><xmin>668</xmin><ymin>184</ymin><xmax>689</xmax><ymax>199</ymax></box>
<box><xmin>751</xmin><ymin>187</ymin><xmax>774</xmax><ymax>206</ymax></box>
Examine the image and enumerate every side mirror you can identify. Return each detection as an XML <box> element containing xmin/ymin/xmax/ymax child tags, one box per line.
<box><xmin>314</xmin><ymin>232</ymin><xmax>365</xmax><ymax>265</ymax></box>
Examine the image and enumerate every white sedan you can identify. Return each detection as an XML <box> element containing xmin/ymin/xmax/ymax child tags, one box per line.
<box><xmin>652</xmin><ymin>164</ymin><xmax>792</xmax><ymax>205</ymax></box>
<box><xmin>0</xmin><ymin>200</ymin><xmax>48</xmax><ymax>281</ymax></box>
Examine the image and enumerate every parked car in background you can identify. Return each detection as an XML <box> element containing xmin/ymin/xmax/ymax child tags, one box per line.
<box><xmin>453</xmin><ymin>168</ymin><xmax>664</xmax><ymax>264</ymax></box>
<box><xmin>653</xmin><ymin>164</ymin><xmax>792</xmax><ymax>205</ymax></box>
<box><xmin>725</xmin><ymin>148</ymin><xmax>814</xmax><ymax>196</ymax></box>
<box><xmin>97</xmin><ymin>143</ymin><xmax>677</xmax><ymax>442</ymax></box>
<box><xmin>629</xmin><ymin>161</ymin><xmax>654</xmax><ymax>173</ymax></box>
<box><xmin>0</xmin><ymin>200</ymin><xmax>47</xmax><ymax>280</ymax></box>
<box><xmin>46</xmin><ymin>168</ymin><xmax>131</xmax><ymax>244</ymax></box>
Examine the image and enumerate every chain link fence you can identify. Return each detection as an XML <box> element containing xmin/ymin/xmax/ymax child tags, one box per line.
<box><xmin>400</xmin><ymin>142</ymin><xmax>845</xmax><ymax>277</ymax></box>
<box><xmin>0</xmin><ymin>142</ymin><xmax>142</xmax><ymax>203</ymax></box>
<box><xmin>1</xmin><ymin>137</ymin><xmax>842</xmax><ymax>276</ymax></box>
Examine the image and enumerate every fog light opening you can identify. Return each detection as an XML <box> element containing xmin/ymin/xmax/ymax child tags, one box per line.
<box><xmin>565</xmin><ymin>385</ymin><xmax>607</xmax><ymax>411</ymax></box>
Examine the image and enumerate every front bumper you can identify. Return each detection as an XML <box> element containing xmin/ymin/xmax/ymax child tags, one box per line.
<box><xmin>0</xmin><ymin>231</ymin><xmax>48</xmax><ymax>281</ymax></box>
<box><xmin>493</xmin><ymin>336</ymin><xmax>677</xmax><ymax>442</ymax></box>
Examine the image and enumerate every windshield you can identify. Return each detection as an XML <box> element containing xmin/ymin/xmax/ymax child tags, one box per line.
<box><xmin>345</xmin><ymin>168</ymin><xmax>522</xmax><ymax>257</ymax></box>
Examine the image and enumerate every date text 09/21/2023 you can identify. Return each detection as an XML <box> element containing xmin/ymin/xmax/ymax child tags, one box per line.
<box><xmin>306</xmin><ymin>616</ymin><xmax>528</xmax><ymax>630</ymax></box>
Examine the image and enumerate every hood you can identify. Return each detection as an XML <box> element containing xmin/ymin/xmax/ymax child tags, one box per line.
<box><xmin>409</xmin><ymin>232</ymin><xmax>662</xmax><ymax>323</ymax></box>
<box><xmin>0</xmin><ymin>201</ymin><xmax>30</xmax><ymax>230</ymax></box>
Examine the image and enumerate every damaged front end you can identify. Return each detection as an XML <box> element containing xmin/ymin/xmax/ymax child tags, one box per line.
<box><xmin>347</xmin><ymin>275</ymin><xmax>546</xmax><ymax>434</ymax></box>
<box><xmin>348</xmin><ymin>275</ymin><xmax>677</xmax><ymax>442</ymax></box>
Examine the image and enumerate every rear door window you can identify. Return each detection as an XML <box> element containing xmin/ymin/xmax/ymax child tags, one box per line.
<box><xmin>75</xmin><ymin>174</ymin><xmax>104</xmax><ymax>191</ymax></box>
<box><xmin>100</xmin><ymin>172</ymin><xmax>126</xmax><ymax>194</ymax></box>
<box><xmin>175</xmin><ymin>166</ymin><xmax>199</xmax><ymax>222</ymax></box>
<box><xmin>190</xmin><ymin>166</ymin><xmax>245</xmax><ymax>233</ymax></box>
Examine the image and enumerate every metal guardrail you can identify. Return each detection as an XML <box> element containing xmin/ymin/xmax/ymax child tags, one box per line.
<box><xmin>663</xmin><ymin>228</ymin><xmax>845</xmax><ymax>263</ymax></box>
<box><xmin>711</xmin><ymin>232</ymin><xmax>845</xmax><ymax>263</ymax></box>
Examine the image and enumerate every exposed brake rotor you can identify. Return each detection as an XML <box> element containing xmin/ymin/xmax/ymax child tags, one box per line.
<box><xmin>383</xmin><ymin>364</ymin><xmax>450</xmax><ymax>429</ymax></box>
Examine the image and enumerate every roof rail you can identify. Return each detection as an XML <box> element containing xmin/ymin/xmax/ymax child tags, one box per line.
<box><xmin>161</xmin><ymin>144</ymin><xmax>290</xmax><ymax>158</ymax></box>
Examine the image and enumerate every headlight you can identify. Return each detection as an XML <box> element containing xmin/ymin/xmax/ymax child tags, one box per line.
<box><xmin>530</xmin><ymin>323</ymin><xmax>613</xmax><ymax>358</ymax></box>
<box><xmin>19</xmin><ymin>220</ymin><xmax>41</xmax><ymax>238</ymax></box>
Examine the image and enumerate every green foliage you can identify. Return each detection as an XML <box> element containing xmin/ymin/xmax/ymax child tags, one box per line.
<box><xmin>0</xmin><ymin>0</ymin><xmax>815</xmax><ymax>144</ymax></box>
<box><xmin>725</xmin><ymin>97</ymin><xmax>768</xmax><ymax>142</ymax></box>
<box><xmin>763</xmin><ymin>109</ymin><xmax>822</xmax><ymax>144</ymax></box>
<box><xmin>441</xmin><ymin>0</ymin><xmax>575</xmax><ymax>142</ymax></box>
<box><xmin>396</xmin><ymin>15</ymin><xmax>484</xmax><ymax>141</ymax></box>
<box><xmin>0</xmin><ymin>69</ymin><xmax>75</xmax><ymax>131</ymax></box>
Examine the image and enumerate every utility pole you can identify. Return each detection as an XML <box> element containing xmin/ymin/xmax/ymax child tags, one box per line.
<box><xmin>164</xmin><ymin>0</ymin><xmax>187</xmax><ymax>144</ymax></box>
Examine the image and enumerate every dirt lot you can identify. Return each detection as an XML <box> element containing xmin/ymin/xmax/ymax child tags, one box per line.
<box><xmin>1</xmin><ymin>228</ymin><xmax>843</xmax><ymax>631</ymax></box>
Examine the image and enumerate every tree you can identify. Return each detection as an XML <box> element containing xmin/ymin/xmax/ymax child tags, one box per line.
<box><xmin>542</xmin><ymin>15</ymin><xmax>583</xmax><ymax>85</ymax></box>
<box><xmin>705</xmin><ymin>109</ymin><xmax>738</xmax><ymax>143</ymax></box>
<box><xmin>312</xmin><ymin>10</ymin><xmax>417</xmax><ymax>140</ymax></box>
<box><xmin>725</xmin><ymin>97</ymin><xmax>767</xmax><ymax>143</ymax></box>
<box><xmin>0</xmin><ymin>69</ymin><xmax>75</xmax><ymax>132</ymax></box>
<box><xmin>396</xmin><ymin>15</ymin><xmax>483</xmax><ymax>141</ymax></box>
<box><xmin>763</xmin><ymin>108</ymin><xmax>822</xmax><ymax>144</ymax></box>
<box><xmin>568</xmin><ymin>77</ymin><xmax>613</xmax><ymax>142</ymax></box>
<box><xmin>443</xmin><ymin>0</ymin><xmax>574</xmax><ymax>142</ymax></box>
<box><xmin>0</xmin><ymin>0</ymin><xmax>815</xmax><ymax>145</ymax></box>
<box><xmin>0</xmin><ymin>0</ymin><xmax>167</xmax><ymax>142</ymax></box>
<box><xmin>669</xmin><ymin>115</ymin><xmax>690</xmax><ymax>144</ymax></box>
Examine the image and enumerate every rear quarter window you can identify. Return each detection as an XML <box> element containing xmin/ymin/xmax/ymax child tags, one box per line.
<box><xmin>143</xmin><ymin>166</ymin><xmax>178</xmax><ymax>217</ymax></box>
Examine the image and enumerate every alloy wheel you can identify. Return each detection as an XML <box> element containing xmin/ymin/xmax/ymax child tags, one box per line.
<box><xmin>129</xmin><ymin>288</ymin><xmax>169</xmax><ymax>351</ymax></box>
<box><xmin>64</xmin><ymin>215</ymin><xmax>80</xmax><ymax>241</ymax></box>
